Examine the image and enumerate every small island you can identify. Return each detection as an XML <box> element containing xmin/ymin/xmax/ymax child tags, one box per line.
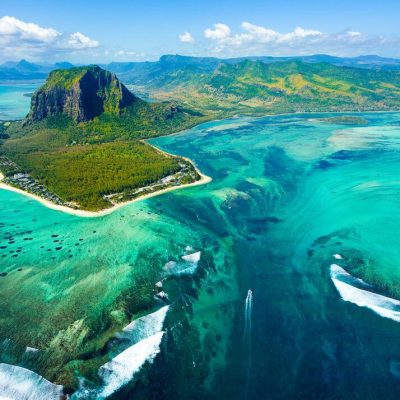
<box><xmin>318</xmin><ymin>115</ymin><xmax>369</xmax><ymax>125</ymax></box>
<box><xmin>0</xmin><ymin>66</ymin><xmax>209</xmax><ymax>213</ymax></box>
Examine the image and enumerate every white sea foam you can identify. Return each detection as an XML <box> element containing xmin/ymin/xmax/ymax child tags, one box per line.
<box><xmin>25</xmin><ymin>346</ymin><xmax>39</xmax><ymax>353</ymax></box>
<box><xmin>330</xmin><ymin>264</ymin><xmax>371</xmax><ymax>288</ymax></box>
<box><xmin>115</xmin><ymin>306</ymin><xmax>169</xmax><ymax>344</ymax></box>
<box><xmin>205</xmin><ymin>121</ymin><xmax>250</xmax><ymax>132</ymax></box>
<box><xmin>0</xmin><ymin>363</ymin><xmax>63</xmax><ymax>400</ymax></box>
<box><xmin>99</xmin><ymin>331</ymin><xmax>165</xmax><ymax>398</ymax></box>
<box><xmin>181</xmin><ymin>251</ymin><xmax>201</xmax><ymax>264</ymax></box>
<box><xmin>163</xmin><ymin>251</ymin><xmax>201</xmax><ymax>276</ymax></box>
<box><xmin>163</xmin><ymin>261</ymin><xmax>177</xmax><ymax>271</ymax></box>
<box><xmin>330</xmin><ymin>265</ymin><xmax>400</xmax><ymax>322</ymax></box>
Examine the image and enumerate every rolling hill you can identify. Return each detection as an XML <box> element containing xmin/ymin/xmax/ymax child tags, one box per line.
<box><xmin>125</xmin><ymin>59</ymin><xmax>400</xmax><ymax>116</ymax></box>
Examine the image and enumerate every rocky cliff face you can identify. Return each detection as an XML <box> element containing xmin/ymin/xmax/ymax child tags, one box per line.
<box><xmin>28</xmin><ymin>66</ymin><xmax>137</xmax><ymax>122</ymax></box>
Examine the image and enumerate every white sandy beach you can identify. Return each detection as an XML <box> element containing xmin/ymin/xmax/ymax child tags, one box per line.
<box><xmin>0</xmin><ymin>165</ymin><xmax>212</xmax><ymax>218</ymax></box>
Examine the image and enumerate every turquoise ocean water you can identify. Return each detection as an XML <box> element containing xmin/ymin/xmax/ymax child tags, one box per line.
<box><xmin>0</xmin><ymin>84</ymin><xmax>40</xmax><ymax>120</ymax></box>
<box><xmin>1</xmin><ymin>103</ymin><xmax>400</xmax><ymax>398</ymax></box>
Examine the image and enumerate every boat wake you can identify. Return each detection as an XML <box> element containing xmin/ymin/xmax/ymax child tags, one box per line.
<box><xmin>243</xmin><ymin>289</ymin><xmax>253</xmax><ymax>397</ymax></box>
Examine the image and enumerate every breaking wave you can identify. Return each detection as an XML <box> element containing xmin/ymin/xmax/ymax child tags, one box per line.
<box><xmin>163</xmin><ymin>251</ymin><xmax>201</xmax><ymax>276</ymax></box>
<box><xmin>0</xmin><ymin>363</ymin><xmax>63</xmax><ymax>400</ymax></box>
<box><xmin>99</xmin><ymin>331</ymin><xmax>165</xmax><ymax>398</ymax></box>
<box><xmin>115</xmin><ymin>305</ymin><xmax>169</xmax><ymax>345</ymax></box>
<box><xmin>330</xmin><ymin>264</ymin><xmax>400</xmax><ymax>322</ymax></box>
<box><xmin>73</xmin><ymin>306</ymin><xmax>169</xmax><ymax>399</ymax></box>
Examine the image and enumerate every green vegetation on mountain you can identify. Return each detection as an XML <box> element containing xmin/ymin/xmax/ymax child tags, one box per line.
<box><xmin>126</xmin><ymin>59</ymin><xmax>400</xmax><ymax>116</ymax></box>
<box><xmin>29</xmin><ymin>66</ymin><xmax>137</xmax><ymax>122</ymax></box>
<box><xmin>0</xmin><ymin>66</ymin><xmax>206</xmax><ymax>210</ymax></box>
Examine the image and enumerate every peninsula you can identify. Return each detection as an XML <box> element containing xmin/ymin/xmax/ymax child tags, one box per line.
<box><xmin>0</xmin><ymin>65</ymin><xmax>209</xmax><ymax>212</ymax></box>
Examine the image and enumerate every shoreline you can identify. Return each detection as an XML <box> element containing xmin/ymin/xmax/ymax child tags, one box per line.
<box><xmin>0</xmin><ymin>163</ymin><xmax>212</xmax><ymax>218</ymax></box>
<box><xmin>145</xmin><ymin>109</ymin><xmax>400</xmax><ymax>140</ymax></box>
<box><xmin>1</xmin><ymin>109</ymin><xmax>399</xmax><ymax>218</ymax></box>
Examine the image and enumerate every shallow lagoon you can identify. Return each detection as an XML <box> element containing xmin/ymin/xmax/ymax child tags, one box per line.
<box><xmin>0</xmin><ymin>83</ymin><xmax>40</xmax><ymax>120</ymax></box>
<box><xmin>2</xmin><ymin>112</ymin><xmax>400</xmax><ymax>398</ymax></box>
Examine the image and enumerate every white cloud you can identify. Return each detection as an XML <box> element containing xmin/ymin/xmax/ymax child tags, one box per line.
<box><xmin>202</xmin><ymin>21</ymin><xmax>399</xmax><ymax>57</ymax></box>
<box><xmin>348</xmin><ymin>31</ymin><xmax>361</xmax><ymax>37</ymax></box>
<box><xmin>0</xmin><ymin>15</ymin><xmax>60</xmax><ymax>42</ymax></box>
<box><xmin>204</xmin><ymin>22</ymin><xmax>322</xmax><ymax>48</ymax></box>
<box><xmin>179</xmin><ymin>31</ymin><xmax>195</xmax><ymax>43</ymax></box>
<box><xmin>204</xmin><ymin>23</ymin><xmax>231</xmax><ymax>40</ymax></box>
<box><xmin>113</xmin><ymin>50</ymin><xmax>147</xmax><ymax>60</ymax></box>
<box><xmin>0</xmin><ymin>16</ymin><xmax>100</xmax><ymax>61</ymax></box>
<box><xmin>115</xmin><ymin>50</ymin><xmax>137</xmax><ymax>56</ymax></box>
<box><xmin>67</xmin><ymin>32</ymin><xmax>99</xmax><ymax>49</ymax></box>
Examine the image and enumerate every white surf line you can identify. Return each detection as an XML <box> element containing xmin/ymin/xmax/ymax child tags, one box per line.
<box><xmin>115</xmin><ymin>305</ymin><xmax>169</xmax><ymax>344</ymax></box>
<box><xmin>330</xmin><ymin>264</ymin><xmax>400</xmax><ymax>322</ymax></box>
<box><xmin>74</xmin><ymin>306</ymin><xmax>169</xmax><ymax>399</ymax></box>
<box><xmin>99</xmin><ymin>331</ymin><xmax>165</xmax><ymax>398</ymax></box>
<box><xmin>330</xmin><ymin>263</ymin><xmax>372</xmax><ymax>289</ymax></box>
<box><xmin>0</xmin><ymin>363</ymin><xmax>64</xmax><ymax>400</ymax></box>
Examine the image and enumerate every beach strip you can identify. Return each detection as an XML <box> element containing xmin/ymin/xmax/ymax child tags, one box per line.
<box><xmin>0</xmin><ymin>166</ymin><xmax>211</xmax><ymax>218</ymax></box>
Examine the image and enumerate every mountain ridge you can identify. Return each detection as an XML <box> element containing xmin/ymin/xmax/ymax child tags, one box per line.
<box><xmin>127</xmin><ymin>59</ymin><xmax>400</xmax><ymax>116</ymax></box>
<box><xmin>3</xmin><ymin>54</ymin><xmax>400</xmax><ymax>82</ymax></box>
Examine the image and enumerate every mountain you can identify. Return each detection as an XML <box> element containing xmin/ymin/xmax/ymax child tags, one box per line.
<box><xmin>28</xmin><ymin>65</ymin><xmax>137</xmax><ymax>122</ymax></box>
<box><xmin>227</xmin><ymin>54</ymin><xmax>400</xmax><ymax>70</ymax></box>
<box><xmin>127</xmin><ymin>59</ymin><xmax>400</xmax><ymax>116</ymax></box>
<box><xmin>0</xmin><ymin>66</ymin><xmax>205</xmax><ymax>211</ymax></box>
<box><xmin>0</xmin><ymin>60</ymin><xmax>74</xmax><ymax>82</ymax></box>
<box><xmin>54</xmin><ymin>61</ymin><xmax>74</xmax><ymax>70</ymax></box>
<box><xmin>4</xmin><ymin>54</ymin><xmax>400</xmax><ymax>83</ymax></box>
<box><xmin>104</xmin><ymin>54</ymin><xmax>400</xmax><ymax>89</ymax></box>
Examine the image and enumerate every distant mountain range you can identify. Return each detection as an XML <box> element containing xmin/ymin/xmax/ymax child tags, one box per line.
<box><xmin>0</xmin><ymin>59</ymin><xmax>74</xmax><ymax>81</ymax></box>
<box><xmin>112</xmin><ymin>57</ymin><xmax>400</xmax><ymax>116</ymax></box>
<box><xmin>105</xmin><ymin>54</ymin><xmax>400</xmax><ymax>83</ymax></box>
<box><xmin>2</xmin><ymin>54</ymin><xmax>400</xmax><ymax>82</ymax></box>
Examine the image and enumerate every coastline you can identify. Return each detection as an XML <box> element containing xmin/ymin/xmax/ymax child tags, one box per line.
<box><xmin>0</xmin><ymin>163</ymin><xmax>212</xmax><ymax>218</ymax></box>
<box><xmin>1</xmin><ymin>109</ymin><xmax>399</xmax><ymax>218</ymax></box>
<box><xmin>144</xmin><ymin>109</ymin><xmax>400</xmax><ymax>140</ymax></box>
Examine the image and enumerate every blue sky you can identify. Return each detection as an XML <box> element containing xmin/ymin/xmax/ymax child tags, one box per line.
<box><xmin>1</xmin><ymin>0</ymin><xmax>400</xmax><ymax>63</ymax></box>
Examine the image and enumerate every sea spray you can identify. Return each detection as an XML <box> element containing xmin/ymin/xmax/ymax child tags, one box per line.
<box><xmin>243</xmin><ymin>289</ymin><xmax>253</xmax><ymax>397</ymax></box>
